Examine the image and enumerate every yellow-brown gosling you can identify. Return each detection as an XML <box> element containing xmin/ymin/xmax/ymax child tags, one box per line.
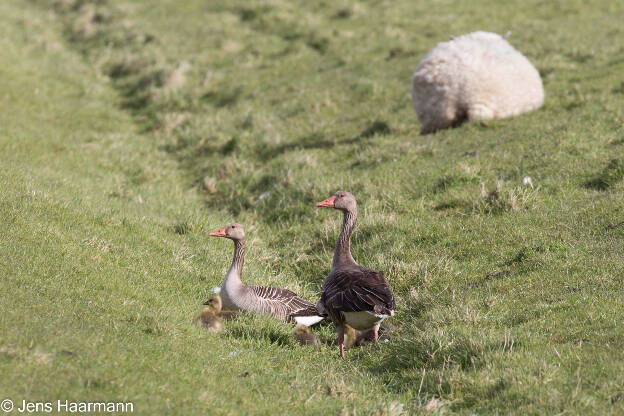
<box><xmin>194</xmin><ymin>295</ymin><xmax>224</xmax><ymax>333</ymax></box>
<box><xmin>344</xmin><ymin>325</ymin><xmax>358</xmax><ymax>349</ymax></box>
<box><xmin>292</xmin><ymin>325</ymin><xmax>318</xmax><ymax>347</ymax></box>
<box><xmin>344</xmin><ymin>323</ymin><xmax>396</xmax><ymax>348</ymax></box>
<box><xmin>202</xmin><ymin>290</ymin><xmax>239</xmax><ymax>321</ymax></box>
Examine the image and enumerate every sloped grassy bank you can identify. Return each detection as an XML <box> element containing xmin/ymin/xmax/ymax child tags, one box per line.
<box><xmin>2</xmin><ymin>0</ymin><xmax>624</xmax><ymax>414</ymax></box>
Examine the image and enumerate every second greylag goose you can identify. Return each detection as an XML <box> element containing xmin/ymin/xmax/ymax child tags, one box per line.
<box><xmin>316</xmin><ymin>191</ymin><xmax>396</xmax><ymax>358</ymax></box>
<box><xmin>209</xmin><ymin>223</ymin><xmax>324</xmax><ymax>326</ymax></box>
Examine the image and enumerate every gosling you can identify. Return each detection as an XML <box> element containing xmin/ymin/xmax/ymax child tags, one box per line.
<box><xmin>194</xmin><ymin>295</ymin><xmax>224</xmax><ymax>333</ymax></box>
<box><xmin>292</xmin><ymin>325</ymin><xmax>318</xmax><ymax>347</ymax></box>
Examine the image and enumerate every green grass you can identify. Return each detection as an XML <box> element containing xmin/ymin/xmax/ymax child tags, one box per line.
<box><xmin>2</xmin><ymin>0</ymin><xmax>624</xmax><ymax>414</ymax></box>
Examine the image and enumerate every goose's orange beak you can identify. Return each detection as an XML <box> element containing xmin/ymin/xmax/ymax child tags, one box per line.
<box><xmin>209</xmin><ymin>227</ymin><xmax>227</xmax><ymax>237</ymax></box>
<box><xmin>316</xmin><ymin>195</ymin><xmax>336</xmax><ymax>208</ymax></box>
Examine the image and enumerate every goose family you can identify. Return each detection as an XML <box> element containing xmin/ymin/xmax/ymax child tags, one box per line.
<box><xmin>209</xmin><ymin>223</ymin><xmax>324</xmax><ymax>326</ymax></box>
<box><xmin>316</xmin><ymin>191</ymin><xmax>396</xmax><ymax>359</ymax></box>
<box><xmin>203</xmin><ymin>192</ymin><xmax>396</xmax><ymax>358</ymax></box>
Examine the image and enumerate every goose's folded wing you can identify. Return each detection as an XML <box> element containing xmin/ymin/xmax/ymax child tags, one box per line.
<box><xmin>322</xmin><ymin>268</ymin><xmax>395</xmax><ymax>315</ymax></box>
<box><xmin>248</xmin><ymin>285</ymin><xmax>317</xmax><ymax>314</ymax></box>
<box><xmin>289</xmin><ymin>303</ymin><xmax>321</xmax><ymax>317</ymax></box>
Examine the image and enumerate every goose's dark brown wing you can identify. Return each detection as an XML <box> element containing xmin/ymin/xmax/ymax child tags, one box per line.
<box><xmin>321</xmin><ymin>266</ymin><xmax>395</xmax><ymax>316</ymax></box>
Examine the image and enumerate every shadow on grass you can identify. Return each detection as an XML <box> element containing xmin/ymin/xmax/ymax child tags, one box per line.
<box><xmin>202</xmin><ymin>87</ymin><xmax>243</xmax><ymax>108</ymax></box>
<box><xmin>363</xmin><ymin>331</ymin><xmax>485</xmax><ymax>391</ymax></box>
<box><xmin>203</xmin><ymin>180</ymin><xmax>320</xmax><ymax>223</ymax></box>
<box><xmin>584</xmin><ymin>158</ymin><xmax>624</xmax><ymax>190</ymax></box>
<box><xmin>254</xmin><ymin>120</ymin><xmax>391</xmax><ymax>160</ymax></box>
<box><xmin>431</xmin><ymin>173</ymin><xmax>474</xmax><ymax>194</ymax></box>
<box><xmin>433</xmin><ymin>198</ymin><xmax>471</xmax><ymax>212</ymax></box>
<box><xmin>226</xmin><ymin>325</ymin><xmax>294</xmax><ymax>347</ymax></box>
<box><xmin>232</xmin><ymin>5</ymin><xmax>331</xmax><ymax>55</ymax></box>
<box><xmin>361</xmin><ymin>325</ymin><xmax>517</xmax><ymax>410</ymax></box>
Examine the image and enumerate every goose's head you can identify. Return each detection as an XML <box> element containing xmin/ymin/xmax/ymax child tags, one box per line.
<box><xmin>316</xmin><ymin>191</ymin><xmax>357</xmax><ymax>212</ymax></box>
<box><xmin>209</xmin><ymin>223</ymin><xmax>245</xmax><ymax>241</ymax></box>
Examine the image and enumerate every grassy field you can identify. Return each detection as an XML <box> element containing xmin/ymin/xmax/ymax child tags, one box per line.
<box><xmin>1</xmin><ymin>0</ymin><xmax>624</xmax><ymax>414</ymax></box>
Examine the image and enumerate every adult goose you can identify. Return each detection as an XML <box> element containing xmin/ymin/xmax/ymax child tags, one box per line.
<box><xmin>209</xmin><ymin>223</ymin><xmax>324</xmax><ymax>326</ymax></box>
<box><xmin>316</xmin><ymin>191</ymin><xmax>396</xmax><ymax>358</ymax></box>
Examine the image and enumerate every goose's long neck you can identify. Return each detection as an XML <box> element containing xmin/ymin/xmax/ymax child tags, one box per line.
<box><xmin>223</xmin><ymin>238</ymin><xmax>245</xmax><ymax>288</ymax></box>
<box><xmin>332</xmin><ymin>208</ymin><xmax>357</xmax><ymax>268</ymax></box>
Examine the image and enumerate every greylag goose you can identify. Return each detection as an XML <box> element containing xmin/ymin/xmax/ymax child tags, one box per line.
<box><xmin>209</xmin><ymin>223</ymin><xmax>324</xmax><ymax>326</ymax></box>
<box><xmin>194</xmin><ymin>295</ymin><xmax>224</xmax><ymax>333</ymax></box>
<box><xmin>316</xmin><ymin>191</ymin><xmax>396</xmax><ymax>358</ymax></box>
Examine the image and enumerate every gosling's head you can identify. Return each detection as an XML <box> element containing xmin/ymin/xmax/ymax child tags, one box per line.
<box><xmin>209</xmin><ymin>223</ymin><xmax>245</xmax><ymax>241</ymax></box>
<box><xmin>202</xmin><ymin>295</ymin><xmax>222</xmax><ymax>312</ymax></box>
<box><xmin>316</xmin><ymin>191</ymin><xmax>357</xmax><ymax>213</ymax></box>
<box><xmin>293</xmin><ymin>325</ymin><xmax>311</xmax><ymax>336</ymax></box>
<box><xmin>292</xmin><ymin>325</ymin><xmax>317</xmax><ymax>347</ymax></box>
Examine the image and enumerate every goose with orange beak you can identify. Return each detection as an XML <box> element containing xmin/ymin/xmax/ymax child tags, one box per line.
<box><xmin>208</xmin><ymin>223</ymin><xmax>324</xmax><ymax>326</ymax></box>
<box><xmin>315</xmin><ymin>191</ymin><xmax>396</xmax><ymax>359</ymax></box>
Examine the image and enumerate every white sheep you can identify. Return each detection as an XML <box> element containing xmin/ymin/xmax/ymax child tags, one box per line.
<box><xmin>411</xmin><ymin>31</ymin><xmax>544</xmax><ymax>134</ymax></box>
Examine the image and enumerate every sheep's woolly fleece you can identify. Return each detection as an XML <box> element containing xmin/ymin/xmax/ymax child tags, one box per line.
<box><xmin>411</xmin><ymin>31</ymin><xmax>544</xmax><ymax>134</ymax></box>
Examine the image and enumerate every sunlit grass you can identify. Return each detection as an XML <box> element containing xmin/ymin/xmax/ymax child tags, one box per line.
<box><xmin>1</xmin><ymin>0</ymin><xmax>624</xmax><ymax>414</ymax></box>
